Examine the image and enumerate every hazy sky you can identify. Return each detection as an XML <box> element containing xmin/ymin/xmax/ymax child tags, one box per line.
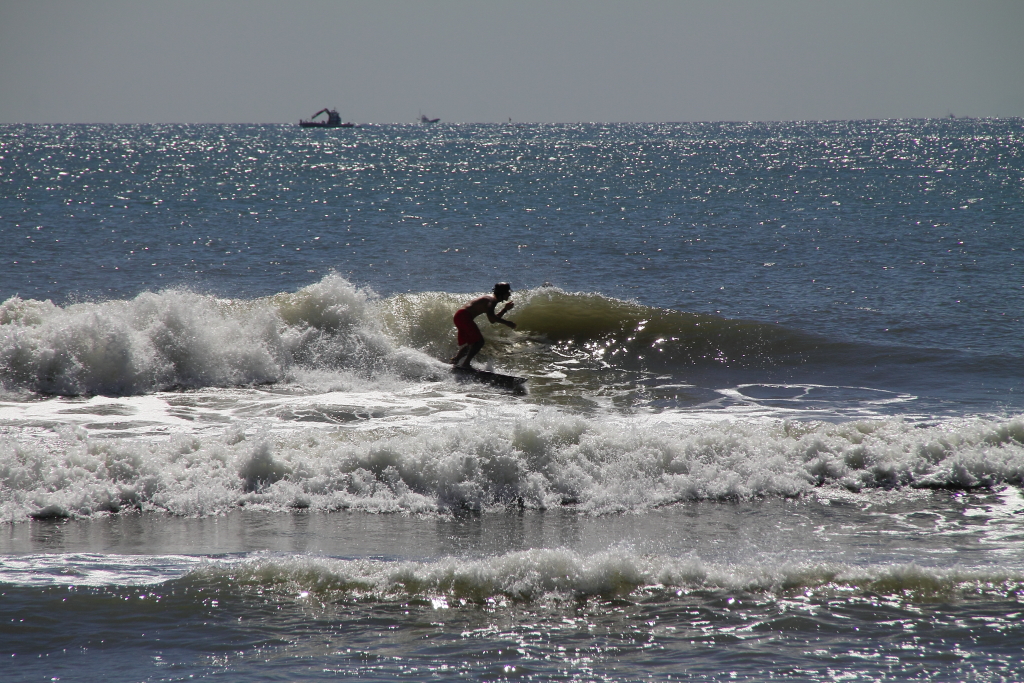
<box><xmin>1</xmin><ymin>0</ymin><xmax>1021</xmax><ymax>123</ymax></box>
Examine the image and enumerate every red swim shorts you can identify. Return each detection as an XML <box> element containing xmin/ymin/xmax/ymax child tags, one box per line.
<box><xmin>453</xmin><ymin>308</ymin><xmax>483</xmax><ymax>346</ymax></box>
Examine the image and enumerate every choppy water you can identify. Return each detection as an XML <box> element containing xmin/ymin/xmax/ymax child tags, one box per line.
<box><xmin>1</xmin><ymin>120</ymin><xmax>1023</xmax><ymax>682</ymax></box>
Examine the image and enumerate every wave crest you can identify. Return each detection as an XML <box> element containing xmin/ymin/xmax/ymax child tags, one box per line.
<box><xmin>187</xmin><ymin>550</ymin><xmax>1024</xmax><ymax>603</ymax></box>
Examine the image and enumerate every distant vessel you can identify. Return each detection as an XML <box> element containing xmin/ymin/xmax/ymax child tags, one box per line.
<box><xmin>300</xmin><ymin>109</ymin><xmax>354</xmax><ymax>128</ymax></box>
<box><xmin>419</xmin><ymin>113</ymin><xmax>440</xmax><ymax>124</ymax></box>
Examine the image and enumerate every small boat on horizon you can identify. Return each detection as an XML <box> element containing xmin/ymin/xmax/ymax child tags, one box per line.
<box><xmin>300</xmin><ymin>109</ymin><xmax>355</xmax><ymax>128</ymax></box>
<box><xmin>419</xmin><ymin>113</ymin><xmax>440</xmax><ymax>124</ymax></box>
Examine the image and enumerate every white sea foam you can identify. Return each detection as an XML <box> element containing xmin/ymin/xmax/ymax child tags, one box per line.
<box><xmin>0</xmin><ymin>553</ymin><xmax>204</xmax><ymax>587</ymax></box>
<box><xmin>0</xmin><ymin>275</ymin><xmax>445</xmax><ymax>396</ymax></box>
<box><xmin>2</xmin><ymin>411</ymin><xmax>1022</xmax><ymax>522</ymax></box>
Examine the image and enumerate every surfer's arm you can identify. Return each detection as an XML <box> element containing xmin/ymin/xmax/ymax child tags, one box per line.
<box><xmin>486</xmin><ymin>301</ymin><xmax>517</xmax><ymax>329</ymax></box>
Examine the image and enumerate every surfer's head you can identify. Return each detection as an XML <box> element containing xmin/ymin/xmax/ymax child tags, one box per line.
<box><xmin>494</xmin><ymin>282</ymin><xmax>512</xmax><ymax>300</ymax></box>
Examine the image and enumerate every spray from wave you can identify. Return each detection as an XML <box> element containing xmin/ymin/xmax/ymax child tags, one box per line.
<box><xmin>0</xmin><ymin>275</ymin><xmax>443</xmax><ymax>396</ymax></box>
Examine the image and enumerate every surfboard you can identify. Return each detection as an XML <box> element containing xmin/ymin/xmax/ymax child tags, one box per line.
<box><xmin>452</xmin><ymin>366</ymin><xmax>527</xmax><ymax>392</ymax></box>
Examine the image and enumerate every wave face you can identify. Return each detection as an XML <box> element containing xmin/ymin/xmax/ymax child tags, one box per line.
<box><xmin>516</xmin><ymin>288</ymin><xmax>821</xmax><ymax>367</ymax></box>
<box><xmin>380</xmin><ymin>286</ymin><xmax>830</xmax><ymax>371</ymax></box>
<box><xmin>3</xmin><ymin>413</ymin><xmax>1022</xmax><ymax>521</ymax></box>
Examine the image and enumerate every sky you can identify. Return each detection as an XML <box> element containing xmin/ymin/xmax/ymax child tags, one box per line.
<box><xmin>1</xmin><ymin>0</ymin><xmax>1022</xmax><ymax>123</ymax></box>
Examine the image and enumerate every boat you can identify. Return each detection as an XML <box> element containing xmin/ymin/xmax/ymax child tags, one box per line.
<box><xmin>419</xmin><ymin>113</ymin><xmax>440</xmax><ymax>124</ymax></box>
<box><xmin>300</xmin><ymin>109</ymin><xmax>354</xmax><ymax>128</ymax></box>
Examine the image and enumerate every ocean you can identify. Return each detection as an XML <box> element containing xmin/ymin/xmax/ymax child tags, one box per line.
<box><xmin>1</xmin><ymin>119</ymin><xmax>1022</xmax><ymax>681</ymax></box>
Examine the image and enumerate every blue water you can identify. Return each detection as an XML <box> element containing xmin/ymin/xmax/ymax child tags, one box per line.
<box><xmin>1</xmin><ymin>120</ymin><xmax>1023</xmax><ymax>682</ymax></box>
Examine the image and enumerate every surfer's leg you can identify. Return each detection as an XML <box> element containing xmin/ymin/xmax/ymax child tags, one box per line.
<box><xmin>452</xmin><ymin>310</ymin><xmax>484</xmax><ymax>365</ymax></box>
<box><xmin>451</xmin><ymin>344</ymin><xmax>469</xmax><ymax>365</ymax></box>
<box><xmin>461</xmin><ymin>340</ymin><xmax>484</xmax><ymax>368</ymax></box>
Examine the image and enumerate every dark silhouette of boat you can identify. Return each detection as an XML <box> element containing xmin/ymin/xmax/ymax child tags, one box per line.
<box><xmin>419</xmin><ymin>113</ymin><xmax>440</xmax><ymax>124</ymax></box>
<box><xmin>300</xmin><ymin>109</ymin><xmax>354</xmax><ymax>128</ymax></box>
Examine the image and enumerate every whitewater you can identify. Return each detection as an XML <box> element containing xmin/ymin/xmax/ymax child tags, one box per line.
<box><xmin>2</xmin><ymin>119</ymin><xmax>1023</xmax><ymax>681</ymax></box>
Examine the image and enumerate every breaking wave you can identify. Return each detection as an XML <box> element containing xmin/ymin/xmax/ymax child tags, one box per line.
<box><xmin>0</xmin><ymin>275</ymin><xmax>443</xmax><ymax>396</ymax></box>
<box><xmin>188</xmin><ymin>550</ymin><xmax>1024</xmax><ymax>603</ymax></box>
<box><xmin>3</xmin><ymin>412</ymin><xmax>1022</xmax><ymax>521</ymax></box>
<box><xmin>5</xmin><ymin>549</ymin><xmax>1022</xmax><ymax>604</ymax></box>
<box><xmin>1</xmin><ymin>275</ymin><xmax>879</xmax><ymax>398</ymax></box>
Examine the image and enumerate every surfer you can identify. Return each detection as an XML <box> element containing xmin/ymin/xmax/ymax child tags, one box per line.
<box><xmin>450</xmin><ymin>282</ymin><xmax>517</xmax><ymax>369</ymax></box>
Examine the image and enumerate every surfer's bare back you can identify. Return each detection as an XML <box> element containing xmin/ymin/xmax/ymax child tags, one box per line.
<box><xmin>451</xmin><ymin>282</ymin><xmax>517</xmax><ymax>369</ymax></box>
